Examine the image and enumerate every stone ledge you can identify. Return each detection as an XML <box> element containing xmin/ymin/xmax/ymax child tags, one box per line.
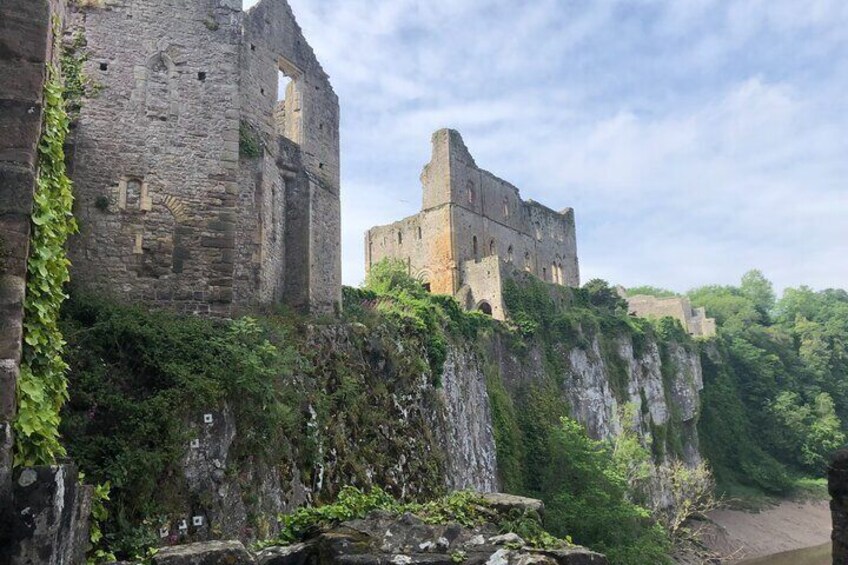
<box><xmin>153</xmin><ymin>541</ymin><xmax>255</xmax><ymax>565</ymax></box>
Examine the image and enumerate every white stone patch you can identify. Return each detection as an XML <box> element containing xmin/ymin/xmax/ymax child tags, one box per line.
<box><xmin>486</xmin><ymin>549</ymin><xmax>511</xmax><ymax>565</ymax></box>
<box><xmin>203</xmin><ymin>413</ymin><xmax>214</xmax><ymax>425</ymax></box>
<box><xmin>192</xmin><ymin>515</ymin><xmax>204</xmax><ymax>527</ymax></box>
<box><xmin>391</xmin><ymin>555</ymin><xmax>412</xmax><ymax>565</ymax></box>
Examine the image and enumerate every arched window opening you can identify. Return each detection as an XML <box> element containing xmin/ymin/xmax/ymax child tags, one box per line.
<box><xmin>524</xmin><ymin>251</ymin><xmax>531</xmax><ymax>272</ymax></box>
<box><xmin>489</xmin><ymin>239</ymin><xmax>496</xmax><ymax>256</ymax></box>
<box><xmin>543</xmin><ymin>267</ymin><xmax>547</xmax><ymax>280</ymax></box>
<box><xmin>503</xmin><ymin>197</ymin><xmax>510</xmax><ymax>218</ymax></box>
<box><xmin>472</xmin><ymin>236</ymin><xmax>479</xmax><ymax>259</ymax></box>
<box><xmin>558</xmin><ymin>263</ymin><xmax>565</xmax><ymax>285</ymax></box>
<box><xmin>467</xmin><ymin>180</ymin><xmax>476</xmax><ymax>205</ymax></box>
<box><xmin>507</xmin><ymin>246</ymin><xmax>514</xmax><ymax>263</ymax></box>
<box><xmin>398</xmin><ymin>231</ymin><xmax>403</xmax><ymax>245</ymax></box>
<box><xmin>478</xmin><ymin>302</ymin><xmax>493</xmax><ymax>316</ymax></box>
<box><xmin>418</xmin><ymin>226</ymin><xmax>422</xmax><ymax>240</ymax></box>
<box><xmin>552</xmin><ymin>263</ymin><xmax>559</xmax><ymax>284</ymax></box>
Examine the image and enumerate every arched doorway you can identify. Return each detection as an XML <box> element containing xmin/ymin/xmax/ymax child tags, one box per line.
<box><xmin>478</xmin><ymin>301</ymin><xmax>493</xmax><ymax>316</ymax></box>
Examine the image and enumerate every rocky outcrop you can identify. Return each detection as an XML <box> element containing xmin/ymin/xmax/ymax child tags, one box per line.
<box><xmin>150</xmin><ymin>496</ymin><xmax>606</xmax><ymax>565</ymax></box>
<box><xmin>153</xmin><ymin>319</ymin><xmax>701</xmax><ymax>543</ymax></box>
<box><xmin>0</xmin><ymin>464</ymin><xmax>92</xmax><ymax>565</ymax></box>
<box><xmin>489</xmin><ymin>329</ymin><xmax>703</xmax><ymax>510</ymax></box>
<box><xmin>440</xmin><ymin>345</ymin><xmax>498</xmax><ymax>493</ymax></box>
<box><xmin>830</xmin><ymin>448</ymin><xmax>848</xmax><ymax>564</ymax></box>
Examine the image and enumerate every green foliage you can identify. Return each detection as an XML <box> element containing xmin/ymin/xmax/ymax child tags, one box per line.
<box><xmin>691</xmin><ymin>270</ymin><xmax>848</xmax><ymax>497</ymax></box>
<box><xmin>86</xmin><ymin>478</ymin><xmax>117</xmax><ymax>564</ymax></box>
<box><xmin>15</xmin><ymin>57</ymin><xmax>79</xmax><ymax>466</ymax></box>
<box><xmin>361</xmin><ymin>259</ymin><xmax>491</xmax><ymax>382</ymax></box>
<box><xmin>265</xmin><ymin>486</ymin><xmax>567</xmax><ymax>550</ymax></box>
<box><xmin>60</xmin><ymin>295</ymin><xmax>300</xmax><ymax>557</ymax></box>
<box><xmin>62</xmin><ymin>291</ymin><xmax>457</xmax><ymax>558</ymax></box>
<box><xmin>271</xmin><ymin>486</ymin><xmax>403</xmax><ymax>545</ymax></box>
<box><xmin>61</xmin><ymin>29</ymin><xmax>100</xmax><ymax>118</ymax></box>
<box><xmin>770</xmin><ymin>391</ymin><xmax>845</xmax><ymax>472</ymax></box>
<box><xmin>627</xmin><ymin>286</ymin><xmax>678</xmax><ymax>299</ymax></box>
<box><xmin>239</xmin><ymin>121</ymin><xmax>262</xmax><ymax>158</ymax></box>
<box><xmin>740</xmin><ymin>269</ymin><xmax>776</xmax><ymax>319</ymax></box>
<box><xmin>583</xmin><ymin>279</ymin><xmax>628</xmax><ymax>314</ymax></box>
<box><xmin>540</xmin><ymin>418</ymin><xmax>672</xmax><ymax>565</ymax></box>
<box><xmin>492</xmin><ymin>275</ymin><xmax>696</xmax><ymax>563</ymax></box>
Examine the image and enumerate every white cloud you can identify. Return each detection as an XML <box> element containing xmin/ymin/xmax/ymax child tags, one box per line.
<box><xmin>244</xmin><ymin>0</ymin><xmax>848</xmax><ymax>293</ymax></box>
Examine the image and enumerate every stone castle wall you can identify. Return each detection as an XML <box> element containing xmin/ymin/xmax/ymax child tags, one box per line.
<box><xmin>0</xmin><ymin>0</ymin><xmax>66</xmax><ymax>531</ymax></box>
<box><xmin>67</xmin><ymin>0</ymin><xmax>341</xmax><ymax>316</ymax></box>
<box><xmin>366</xmin><ymin>129</ymin><xmax>579</xmax><ymax>319</ymax></box>
<box><xmin>626</xmin><ymin>294</ymin><xmax>717</xmax><ymax>338</ymax></box>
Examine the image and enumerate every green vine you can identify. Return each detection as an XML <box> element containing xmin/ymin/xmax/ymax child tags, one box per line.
<box><xmin>14</xmin><ymin>57</ymin><xmax>79</xmax><ymax>466</ymax></box>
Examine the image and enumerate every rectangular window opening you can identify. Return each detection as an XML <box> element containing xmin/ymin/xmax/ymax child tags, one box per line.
<box><xmin>275</xmin><ymin>57</ymin><xmax>304</xmax><ymax>144</ymax></box>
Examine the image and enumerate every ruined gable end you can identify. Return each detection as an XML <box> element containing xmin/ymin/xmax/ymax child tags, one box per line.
<box><xmin>366</xmin><ymin>129</ymin><xmax>580</xmax><ymax>321</ymax></box>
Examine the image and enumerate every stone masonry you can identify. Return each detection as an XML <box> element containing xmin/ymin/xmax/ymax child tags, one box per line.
<box><xmin>624</xmin><ymin>293</ymin><xmax>717</xmax><ymax>338</ymax></box>
<box><xmin>68</xmin><ymin>0</ymin><xmax>341</xmax><ymax>316</ymax></box>
<box><xmin>366</xmin><ymin>129</ymin><xmax>580</xmax><ymax>320</ymax></box>
<box><xmin>0</xmin><ymin>0</ymin><xmax>66</xmax><ymax>535</ymax></box>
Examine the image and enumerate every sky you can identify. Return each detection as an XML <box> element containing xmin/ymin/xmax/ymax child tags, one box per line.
<box><xmin>244</xmin><ymin>0</ymin><xmax>848</xmax><ymax>294</ymax></box>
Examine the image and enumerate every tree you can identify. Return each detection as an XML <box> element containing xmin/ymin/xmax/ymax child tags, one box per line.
<box><xmin>740</xmin><ymin>270</ymin><xmax>776</xmax><ymax>320</ymax></box>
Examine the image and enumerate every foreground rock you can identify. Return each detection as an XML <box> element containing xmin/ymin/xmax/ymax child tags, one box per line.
<box><xmin>830</xmin><ymin>448</ymin><xmax>848</xmax><ymax>563</ymax></box>
<box><xmin>149</xmin><ymin>497</ymin><xmax>606</xmax><ymax>565</ymax></box>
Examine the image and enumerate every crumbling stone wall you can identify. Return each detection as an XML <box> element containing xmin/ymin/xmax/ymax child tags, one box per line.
<box><xmin>366</xmin><ymin>129</ymin><xmax>580</xmax><ymax>320</ymax></box>
<box><xmin>0</xmin><ymin>0</ymin><xmax>65</xmax><ymax>531</ymax></box>
<box><xmin>240</xmin><ymin>0</ymin><xmax>342</xmax><ymax>314</ymax></box>
<box><xmin>67</xmin><ymin>0</ymin><xmax>341</xmax><ymax>316</ymax></box>
<box><xmin>625</xmin><ymin>294</ymin><xmax>717</xmax><ymax>338</ymax></box>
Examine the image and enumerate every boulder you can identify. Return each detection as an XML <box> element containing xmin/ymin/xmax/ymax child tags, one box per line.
<box><xmin>479</xmin><ymin>494</ymin><xmax>544</xmax><ymax>517</ymax></box>
<box><xmin>153</xmin><ymin>541</ymin><xmax>255</xmax><ymax>565</ymax></box>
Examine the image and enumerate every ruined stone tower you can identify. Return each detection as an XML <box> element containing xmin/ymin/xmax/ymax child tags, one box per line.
<box><xmin>366</xmin><ymin>129</ymin><xmax>580</xmax><ymax>320</ymax></box>
<box><xmin>67</xmin><ymin>0</ymin><xmax>341</xmax><ymax>315</ymax></box>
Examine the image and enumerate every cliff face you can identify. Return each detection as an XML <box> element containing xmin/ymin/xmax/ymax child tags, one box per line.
<box><xmin>60</xmin><ymin>288</ymin><xmax>704</xmax><ymax>547</ymax></box>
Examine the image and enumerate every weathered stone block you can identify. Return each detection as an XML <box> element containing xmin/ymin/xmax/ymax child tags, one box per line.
<box><xmin>479</xmin><ymin>493</ymin><xmax>545</xmax><ymax>517</ymax></box>
<box><xmin>0</xmin><ymin>0</ymin><xmax>52</xmax><ymax>66</ymax></box>
<box><xmin>0</xmin><ymin>165</ymin><xmax>37</xmax><ymax>216</ymax></box>
<box><xmin>0</xmin><ymin>100</ymin><xmax>44</xmax><ymax>167</ymax></box>
<box><xmin>153</xmin><ymin>541</ymin><xmax>255</xmax><ymax>565</ymax></box>
<box><xmin>0</xmin><ymin>359</ymin><xmax>17</xmax><ymax>421</ymax></box>
<box><xmin>0</xmin><ymin>60</ymin><xmax>48</xmax><ymax>103</ymax></box>
<box><xmin>0</xmin><ymin>275</ymin><xmax>26</xmax><ymax>307</ymax></box>
<box><xmin>0</xmin><ymin>315</ymin><xmax>23</xmax><ymax>361</ymax></box>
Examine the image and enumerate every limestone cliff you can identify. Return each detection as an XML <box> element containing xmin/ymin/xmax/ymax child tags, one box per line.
<box><xmin>170</xmin><ymin>323</ymin><xmax>701</xmax><ymax>541</ymax></box>
<box><xmin>60</xmin><ymin>280</ymin><xmax>704</xmax><ymax>550</ymax></box>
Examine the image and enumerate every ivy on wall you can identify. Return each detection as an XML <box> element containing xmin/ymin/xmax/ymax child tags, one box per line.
<box><xmin>14</xmin><ymin>47</ymin><xmax>79</xmax><ymax>465</ymax></box>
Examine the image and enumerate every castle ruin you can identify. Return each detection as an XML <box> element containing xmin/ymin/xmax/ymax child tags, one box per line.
<box><xmin>67</xmin><ymin>0</ymin><xmax>341</xmax><ymax>316</ymax></box>
<box><xmin>625</xmin><ymin>293</ymin><xmax>717</xmax><ymax>338</ymax></box>
<box><xmin>366</xmin><ymin>129</ymin><xmax>580</xmax><ymax>320</ymax></box>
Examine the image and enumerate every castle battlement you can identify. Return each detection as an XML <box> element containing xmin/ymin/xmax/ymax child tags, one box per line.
<box><xmin>66</xmin><ymin>0</ymin><xmax>341</xmax><ymax>316</ymax></box>
<box><xmin>366</xmin><ymin>129</ymin><xmax>580</xmax><ymax>320</ymax></box>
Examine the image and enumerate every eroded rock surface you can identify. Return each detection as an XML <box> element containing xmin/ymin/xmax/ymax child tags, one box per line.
<box><xmin>147</xmin><ymin>501</ymin><xmax>607</xmax><ymax>565</ymax></box>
